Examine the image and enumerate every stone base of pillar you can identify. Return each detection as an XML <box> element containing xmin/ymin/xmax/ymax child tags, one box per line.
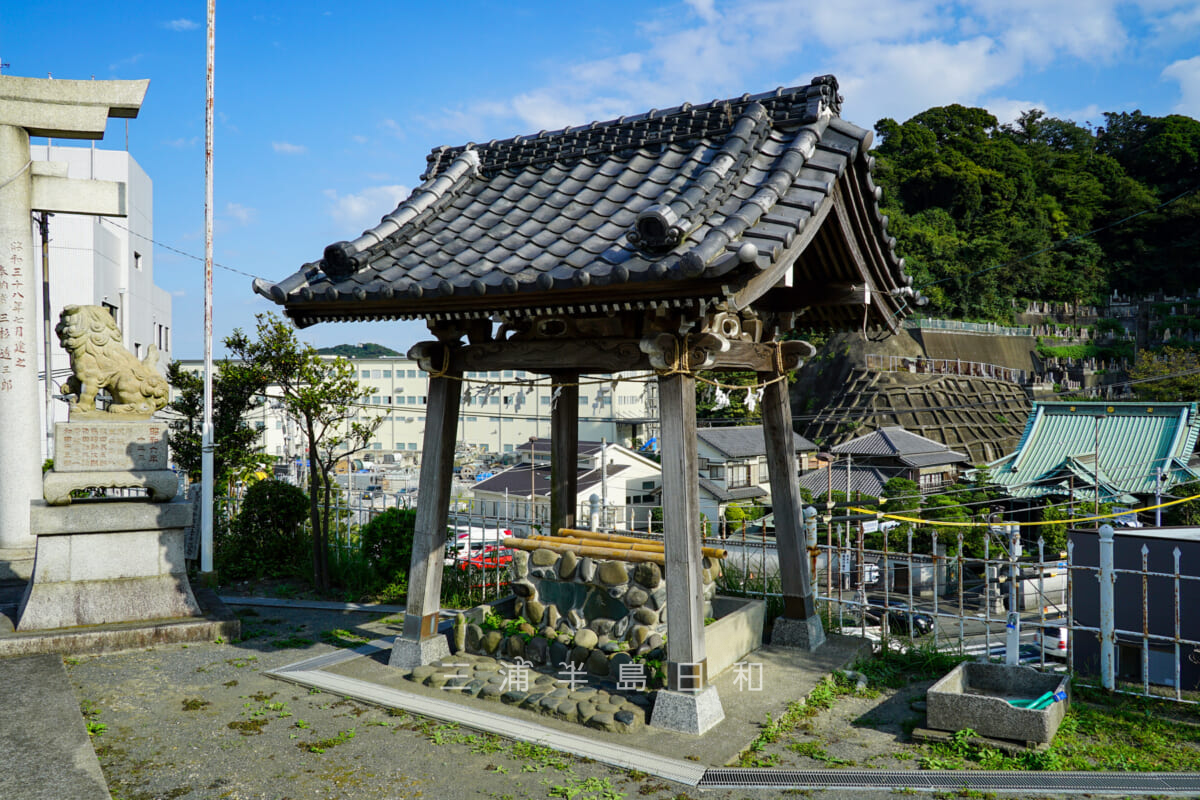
<box><xmin>0</xmin><ymin>547</ymin><xmax>36</xmax><ymax>583</ymax></box>
<box><xmin>17</xmin><ymin>500</ymin><xmax>200</xmax><ymax>631</ymax></box>
<box><xmin>389</xmin><ymin>634</ymin><xmax>450</xmax><ymax>671</ymax></box>
<box><xmin>650</xmin><ymin>685</ymin><xmax>724</xmax><ymax>735</ymax></box>
<box><xmin>771</xmin><ymin>615</ymin><xmax>827</xmax><ymax>651</ymax></box>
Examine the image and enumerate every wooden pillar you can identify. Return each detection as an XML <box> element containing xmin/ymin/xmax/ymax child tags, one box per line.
<box><xmin>761</xmin><ymin>370</ymin><xmax>825</xmax><ymax>650</ymax></box>
<box><xmin>550</xmin><ymin>371</ymin><xmax>578</xmax><ymax>536</ymax></box>
<box><xmin>390</xmin><ymin>365</ymin><xmax>461</xmax><ymax>668</ymax></box>
<box><xmin>657</xmin><ymin>372</ymin><xmax>708</xmax><ymax>691</ymax></box>
<box><xmin>761</xmin><ymin>371</ymin><xmax>816</xmax><ymax>618</ymax></box>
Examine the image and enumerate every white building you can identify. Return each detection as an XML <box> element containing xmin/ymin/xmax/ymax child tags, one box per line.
<box><xmin>175</xmin><ymin>356</ymin><xmax>658</xmax><ymax>476</ymax></box>
<box><xmin>30</xmin><ymin>144</ymin><xmax>172</xmax><ymax>460</ymax></box>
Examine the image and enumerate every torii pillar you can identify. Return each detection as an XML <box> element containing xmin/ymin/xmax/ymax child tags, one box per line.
<box><xmin>0</xmin><ymin>75</ymin><xmax>148</xmax><ymax>559</ymax></box>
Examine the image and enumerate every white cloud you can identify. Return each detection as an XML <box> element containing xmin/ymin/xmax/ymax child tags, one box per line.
<box><xmin>325</xmin><ymin>185</ymin><xmax>411</xmax><ymax>231</ymax></box>
<box><xmin>1163</xmin><ymin>55</ymin><xmax>1200</xmax><ymax>116</ymax></box>
<box><xmin>271</xmin><ymin>141</ymin><xmax>306</xmax><ymax>155</ymax></box>
<box><xmin>163</xmin><ymin>136</ymin><xmax>199</xmax><ymax>148</ymax></box>
<box><xmin>224</xmin><ymin>202</ymin><xmax>257</xmax><ymax>225</ymax></box>
<box><xmin>162</xmin><ymin>19</ymin><xmax>199</xmax><ymax>32</ymax></box>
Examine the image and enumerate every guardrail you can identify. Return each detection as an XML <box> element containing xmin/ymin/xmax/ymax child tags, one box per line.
<box><xmin>865</xmin><ymin>353</ymin><xmax>1028</xmax><ymax>384</ymax></box>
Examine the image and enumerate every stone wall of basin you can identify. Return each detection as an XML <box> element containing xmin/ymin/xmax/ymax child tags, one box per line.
<box><xmin>460</xmin><ymin>547</ymin><xmax>722</xmax><ymax>679</ymax></box>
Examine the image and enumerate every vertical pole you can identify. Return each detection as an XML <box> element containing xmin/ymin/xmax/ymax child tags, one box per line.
<box><xmin>39</xmin><ymin>212</ymin><xmax>52</xmax><ymax>463</ymax></box>
<box><xmin>1006</xmin><ymin>525</ymin><xmax>1019</xmax><ymax>666</ymax></box>
<box><xmin>1155</xmin><ymin>466</ymin><xmax>1163</xmax><ymax>527</ymax></box>
<box><xmin>1093</xmin><ymin>415</ymin><xmax>1101</xmax><ymax>525</ymax></box>
<box><xmin>549</xmin><ymin>372</ymin><xmax>578</xmax><ymax>536</ymax></box>
<box><xmin>1099</xmin><ymin>524</ymin><xmax>1115</xmax><ymax>690</ymax></box>
<box><xmin>391</xmin><ymin>364</ymin><xmax>461</xmax><ymax>668</ymax></box>
<box><xmin>199</xmin><ymin>0</ymin><xmax>216</xmax><ymax>575</ymax></box>
<box><xmin>0</xmin><ymin>124</ymin><xmax>39</xmax><ymax>552</ymax></box>
<box><xmin>657</xmin><ymin>371</ymin><xmax>708</xmax><ymax>690</ymax></box>
<box><xmin>600</xmin><ymin>436</ymin><xmax>608</xmax><ymax>531</ymax></box>
<box><xmin>761</xmin><ymin>372</ymin><xmax>818</xmax><ymax>625</ymax></box>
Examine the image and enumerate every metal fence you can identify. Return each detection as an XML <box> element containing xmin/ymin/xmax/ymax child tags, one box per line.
<box><xmin>209</xmin><ymin>488</ymin><xmax>1200</xmax><ymax>705</ymax></box>
<box><xmin>865</xmin><ymin>353</ymin><xmax>1028</xmax><ymax>384</ymax></box>
<box><xmin>904</xmin><ymin>318</ymin><xmax>1033</xmax><ymax>337</ymax></box>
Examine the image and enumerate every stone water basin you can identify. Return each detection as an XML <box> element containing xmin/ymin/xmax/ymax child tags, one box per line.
<box><xmin>926</xmin><ymin>662</ymin><xmax>1069</xmax><ymax>744</ymax></box>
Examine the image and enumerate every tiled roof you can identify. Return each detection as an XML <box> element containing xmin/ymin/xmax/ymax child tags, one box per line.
<box><xmin>799</xmin><ymin>465</ymin><xmax>901</xmax><ymax>499</ymax></box>
<box><xmin>697</xmin><ymin>424</ymin><xmax>816</xmax><ymax>458</ymax></box>
<box><xmin>832</xmin><ymin>426</ymin><xmax>962</xmax><ymax>458</ymax></box>
<box><xmin>472</xmin><ymin>462</ymin><xmax>628</xmax><ymax>499</ymax></box>
<box><xmin>697</xmin><ymin>477</ymin><xmax>768</xmax><ymax>503</ymax></box>
<box><xmin>986</xmin><ymin>402</ymin><xmax>1200</xmax><ymax>500</ymax></box>
<box><xmin>255</xmin><ymin>77</ymin><xmax>916</xmax><ymax>330</ymax></box>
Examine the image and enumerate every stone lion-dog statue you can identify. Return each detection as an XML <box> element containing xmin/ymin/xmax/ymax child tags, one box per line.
<box><xmin>56</xmin><ymin>304</ymin><xmax>169</xmax><ymax>418</ymax></box>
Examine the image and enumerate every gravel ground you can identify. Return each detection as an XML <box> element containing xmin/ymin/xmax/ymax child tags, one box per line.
<box><xmin>62</xmin><ymin>601</ymin><xmax>1174</xmax><ymax>800</ymax></box>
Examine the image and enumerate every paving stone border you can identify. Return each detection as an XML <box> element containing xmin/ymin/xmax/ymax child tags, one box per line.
<box><xmin>406</xmin><ymin>653</ymin><xmax>648</xmax><ymax>733</ymax></box>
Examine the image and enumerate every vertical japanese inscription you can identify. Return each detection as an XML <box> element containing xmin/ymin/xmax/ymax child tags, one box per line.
<box><xmin>0</xmin><ymin>238</ymin><xmax>21</xmax><ymax>393</ymax></box>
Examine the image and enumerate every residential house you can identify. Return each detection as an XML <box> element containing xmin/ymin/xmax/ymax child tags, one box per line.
<box><xmin>831</xmin><ymin>426</ymin><xmax>970</xmax><ymax>492</ymax></box>
<box><xmin>470</xmin><ymin>440</ymin><xmax>662</xmax><ymax>532</ymax></box>
<box><xmin>691</xmin><ymin>425</ymin><xmax>817</xmax><ymax>525</ymax></box>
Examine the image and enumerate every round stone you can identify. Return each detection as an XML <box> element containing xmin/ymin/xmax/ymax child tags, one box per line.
<box><xmin>524</xmin><ymin>599</ymin><xmax>546</xmax><ymax>625</ymax></box>
<box><xmin>526</xmin><ymin>636</ymin><xmax>550</xmax><ymax>666</ymax></box>
<box><xmin>646</xmin><ymin>586</ymin><xmax>667</xmax><ymax>609</ymax></box>
<box><xmin>538</xmin><ymin>695</ymin><xmax>560</xmax><ymax>714</ymax></box>
<box><xmin>702</xmin><ymin>556</ymin><xmax>714</xmax><ymax>570</ymax></box>
<box><xmin>511</xmin><ymin>579</ymin><xmax>536</xmax><ymax>598</ymax></box>
<box><xmin>587</xmin><ymin>712</ymin><xmax>617</xmax><ymax>732</ymax></box>
<box><xmin>481</xmin><ymin>630</ymin><xmax>504</xmax><ymax>654</ymax></box>
<box><xmin>598</xmin><ymin>561</ymin><xmax>628</xmax><ymax>586</ymax></box>
<box><xmin>511</xmin><ymin>550</ymin><xmax>530</xmax><ymax>575</ymax></box>
<box><xmin>501</xmin><ymin>689</ymin><xmax>528</xmax><ymax>705</ymax></box>
<box><xmin>573</xmin><ymin>629</ymin><xmax>599</xmax><ymax>649</ymax></box>
<box><xmin>505</xmin><ymin>635</ymin><xmax>524</xmax><ymax>658</ymax></box>
<box><xmin>624</xmin><ymin>587</ymin><xmax>648</xmax><ymax>608</ymax></box>
<box><xmin>595</xmin><ymin>701</ymin><xmax>620</xmax><ymax>713</ymax></box>
<box><xmin>609</xmin><ymin>651</ymin><xmax>633</xmax><ymax>671</ymax></box>
<box><xmin>465</xmin><ymin>624</ymin><xmax>483</xmax><ymax>653</ymax></box>
<box><xmin>479</xmin><ymin>683</ymin><xmax>503</xmax><ymax>700</ymax></box>
<box><xmin>556</xmin><ymin>700</ymin><xmax>578</xmax><ymax>720</ymax></box>
<box><xmin>633</xmin><ymin>607</ymin><xmax>658</xmax><ymax>626</ymax></box>
<box><xmin>606</xmin><ymin>584</ymin><xmax>628</xmax><ymax>601</ymax></box>
<box><xmin>519</xmin><ymin>622</ymin><xmax>537</xmax><ymax>637</ymax></box>
<box><xmin>567</xmin><ymin>610</ymin><xmax>586</xmax><ymax>629</ymax></box>
<box><xmin>599</xmin><ymin>641</ymin><xmax>620</xmax><ymax>654</ymax></box>
<box><xmin>630</xmin><ymin>625</ymin><xmax>651</xmax><ymax>646</ymax></box>
<box><xmin>514</xmin><ymin>598</ymin><xmax>525</xmax><ymax>618</ymax></box>
<box><xmin>577</xmin><ymin>557</ymin><xmax>596</xmax><ymax>583</ymax></box>
<box><xmin>591</xmin><ymin>618</ymin><xmax>615</xmax><ymax>637</ymax></box>
<box><xmin>545</xmin><ymin>605</ymin><xmax>561</xmax><ymax>629</ymax></box>
<box><xmin>646</xmin><ymin>633</ymin><xmax>664</xmax><ymax>650</ymax></box>
<box><xmin>614</xmin><ymin>709</ymin><xmax>640</xmax><ymax>731</ymax></box>
<box><xmin>575</xmin><ymin>702</ymin><xmax>596</xmax><ymax>723</ymax></box>
<box><xmin>548</xmin><ymin>641</ymin><xmax>569</xmax><ymax>666</ymax></box>
<box><xmin>558</xmin><ymin>549</ymin><xmax>578</xmax><ymax>579</ymax></box>
<box><xmin>531</xmin><ymin>548</ymin><xmax>559</xmax><ymax>567</ymax></box>
<box><xmin>570</xmin><ymin>645</ymin><xmax>592</xmax><ymax>667</ymax></box>
<box><xmin>586</xmin><ymin>650</ymin><xmax>610</xmax><ymax>676</ymax></box>
<box><xmin>410</xmin><ymin>665</ymin><xmax>437</xmax><ymax>683</ymax></box>
<box><xmin>632</xmin><ymin>562</ymin><xmax>661</xmax><ymax>588</ymax></box>
<box><xmin>462</xmin><ymin>679</ymin><xmax>485</xmax><ymax>696</ymax></box>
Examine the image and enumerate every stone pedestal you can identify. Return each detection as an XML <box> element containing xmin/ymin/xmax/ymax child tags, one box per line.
<box><xmin>17</xmin><ymin>500</ymin><xmax>200</xmax><ymax>630</ymax></box>
<box><xmin>771</xmin><ymin>614</ymin><xmax>827</xmax><ymax>651</ymax></box>
<box><xmin>650</xmin><ymin>685</ymin><xmax>724</xmax><ymax>735</ymax></box>
<box><xmin>389</xmin><ymin>634</ymin><xmax>451</xmax><ymax>671</ymax></box>
<box><xmin>43</xmin><ymin>421</ymin><xmax>177</xmax><ymax>505</ymax></box>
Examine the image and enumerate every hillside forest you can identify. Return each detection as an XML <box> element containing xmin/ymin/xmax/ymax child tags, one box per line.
<box><xmin>871</xmin><ymin>106</ymin><xmax>1200</xmax><ymax>321</ymax></box>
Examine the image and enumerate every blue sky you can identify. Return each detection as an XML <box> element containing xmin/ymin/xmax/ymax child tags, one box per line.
<box><xmin>3</xmin><ymin>1</ymin><xmax>1198</xmax><ymax>358</ymax></box>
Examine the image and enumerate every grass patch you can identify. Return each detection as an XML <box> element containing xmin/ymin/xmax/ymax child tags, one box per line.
<box><xmin>851</xmin><ymin>644</ymin><xmax>971</xmax><ymax>689</ymax></box>
<box><xmin>181</xmin><ymin>698</ymin><xmax>210</xmax><ymax>712</ymax></box>
<box><xmin>270</xmin><ymin>635</ymin><xmax>314</xmax><ymax>649</ymax></box>
<box><xmin>737</xmin><ymin>674</ymin><xmax>864</xmax><ymax>766</ymax></box>
<box><xmin>320</xmin><ymin>628</ymin><xmax>371</xmax><ymax>648</ymax></box>
<box><xmin>297</xmin><ymin>727</ymin><xmax>356</xmax><ymax>754</ymax></box>
<box><xmin>227</xmin><ymin>719</ymin><xmax>268</xmax><ymax>735</ymax></box>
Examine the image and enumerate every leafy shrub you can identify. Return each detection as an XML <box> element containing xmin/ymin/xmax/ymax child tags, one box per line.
<box><xmin>217</xmin><ymin>479</ymin><xmax>309</xmax><ymax>580</ymax></box>
<box><xmin>360</xmin><ymin>507</ymin><xmax>417</xmax><ymax>581</ymax></box>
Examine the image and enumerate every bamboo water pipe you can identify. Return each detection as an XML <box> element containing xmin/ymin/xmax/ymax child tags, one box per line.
<box><xmin>544</xmin><ymin>529</ymin><xmax>727</xmax><ymax>560</ymax></box>
<box><xmin>503</xmin><ymin>536</ymin><xmax>668</xmax><ymax>566</ymax></box>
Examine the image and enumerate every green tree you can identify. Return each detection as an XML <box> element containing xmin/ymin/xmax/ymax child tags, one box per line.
<box><xmin>1165</xmin><ymin>480</ymin><xmax>1200</xmax><ymax>526</ymax></box>
<box><xmin>218</xmin><ymin>479</ymin><xmax>310</xmax><ymax>580</ymax></box>
<box><xmin>227</xmin><ymin>313</ymin><xmax>385</xmax><ymax>591</ymax></box>
<box><xmin>164</xmin><ymin>359</ymin><xmax>268</xmax><ymax>490</ymax></box>
<box><xmin>1128</xmin><ymin>346</ymin><xmax>1200</xmax><ymax>402</ymax></box>
<box><xmin>1038</xmin><ymin>505</ymin><xmax>1069</xmax><ymax>555</ymax></box>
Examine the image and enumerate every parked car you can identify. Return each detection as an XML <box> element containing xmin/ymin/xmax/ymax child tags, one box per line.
<box><xmin>882</xmin><ymin>600</ymin><xmax>934</xmax><ymax>636</ymax></box>
<box><xmin>455</xmin><ymin>544</ymin><xmax>514</xmax><ymax>571</ymax></box>
<box><xmin>1034</xmin><ymin>621</ymin><xmax>1069</xmax><ymax>660</ymax></box>
<box><xmin>444</xmin><ymin>525</ymin><xmax>511</xmax><ymax>565</ymax></box>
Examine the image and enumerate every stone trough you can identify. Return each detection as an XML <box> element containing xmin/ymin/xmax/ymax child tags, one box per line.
<box><xmin>926</xmin><ymin>662</ymin><xmax>1069</xmax><ymax>745</ymax></box>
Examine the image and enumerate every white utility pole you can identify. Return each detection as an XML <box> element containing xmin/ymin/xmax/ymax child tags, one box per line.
<box><xmin>200</xmin><ymin>0</ymin><xmax>216</xmax><ymax>574</ymax></box>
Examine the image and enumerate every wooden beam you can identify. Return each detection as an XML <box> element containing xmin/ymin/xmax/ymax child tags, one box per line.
<box><xmin>550</xmin><ymin>372</ymin><xmax>579</xmax><ymax>535</ymax></box>
<box><xmin>657</xmin><ymin>370</ymin><xmax>708</xmax><ymax>691</ymax></box>
<box><xmin>458</xmin><ymin>339</ymin><xmax>653</xmax><ymax>373</ymax></box>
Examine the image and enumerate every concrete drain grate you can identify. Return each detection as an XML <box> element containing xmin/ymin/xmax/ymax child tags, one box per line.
<box><xmin>699</xmin><ymin>768</ymin><xmax>1200</xmax><ymax>793</ymax></box>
